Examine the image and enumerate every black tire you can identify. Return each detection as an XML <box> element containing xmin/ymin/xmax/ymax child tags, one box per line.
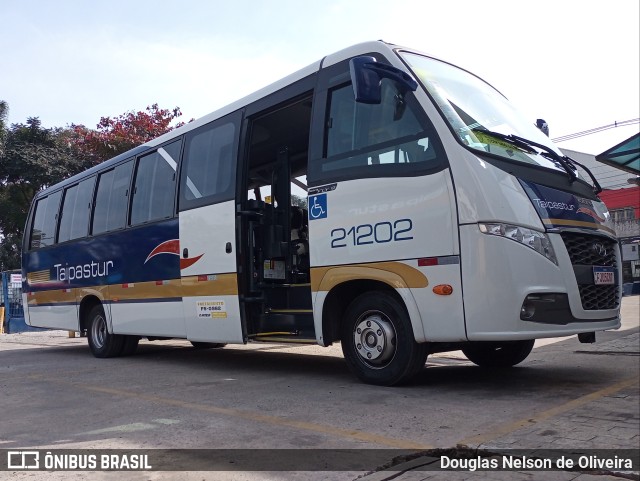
<box><xmin>341</xmin><ymin>291</ymin><xmax>428</xmax><ymax>386</ymax></box>
<box><xmin>190</xmin><ymin>341</ymin><xmax>227</xmax><ymax>349</ymax></box>
<box><xmin>86</xmin><ymin>305</ymin><xmax>124</xmax><ymax>358</ymax></box>
<box><xmin>120</xmin><ymin>336</ymin><xmax>140</xmax><ymax>356</ymax></box>
<box><xmin>462</xmin><ymin>340</ymin><xmax>535</xmax><ymax>368</ymax></box>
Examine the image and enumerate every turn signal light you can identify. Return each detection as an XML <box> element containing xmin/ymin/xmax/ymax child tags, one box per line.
<box><xmin>433</xmin><ymin>284</ymin><xmax>453</xmax><ymax>295</ymax></box>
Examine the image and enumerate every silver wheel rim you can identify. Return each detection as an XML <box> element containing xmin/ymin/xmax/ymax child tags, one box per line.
<box><xmin>91</xmin><ymin>313</ymin><xmax>107</xmax><ymax>349</ymax></box>
<box><xmin>353</xmin><ymin>310</ymin><xmax>396</xmax><ymax>368</ymax></box>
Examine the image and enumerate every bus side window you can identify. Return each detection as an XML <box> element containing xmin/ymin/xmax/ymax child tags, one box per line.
<box><xmin>58</xmin><ymin>177</ymin><xmax>95</xmax><ymax>243</ymax></box>
<box><xmin>92</xmin><ymin>160</ymin><xmax>133</xmax><ymax>235</ymax></box>
<box><xmin>29</xmin><ymin>190</ymin><xmax>62</xmax><ymax>249</ymax></box>
<box><xmin>316</xmin><ymin>78</ymin><xmax>444</xmax><ymax>179</ymax></box>
<box><xmin>326</xmin><ymin>80</ymin><xmax>423</xmax><ymax>155</ymax></box>
<box><xmin>130</xmin><ymin>140</ymin><xmax>181</xmax><ymax>225</ymax></box>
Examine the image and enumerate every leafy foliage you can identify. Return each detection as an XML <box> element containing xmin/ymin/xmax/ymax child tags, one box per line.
<box><xmin>0</xmin><ymin>101</ymin><xmax>8</xmax><ymax>159</ymax></box>
<box><xmin>71</xmin><ymin>103</ymin><xmax>186</xmax><ymax>164</ymax></box>
<box><xmin>0</xmin><ymin>117</ymin><xmax>85</xmax><ymax>269</ymax></box>
<box><xmin>0</xmin><ymin>232</ymin><xmax>21</xmax><ymax>271</ymax></box>
<box><xmin>0</xmin><ymin>102</ymin><xmax>187</xmax><ymax>270</ymax></box>
<box><xmin>291</xmin><ymin>194</ymin><xmax>308</xmax><ymax>210</ymax></box>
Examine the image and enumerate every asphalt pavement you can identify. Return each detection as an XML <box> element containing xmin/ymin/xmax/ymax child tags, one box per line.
<box><xmin>0</xmin><ymin>296</ymin><xmax>638</xmax><ymax>481</ymax></box>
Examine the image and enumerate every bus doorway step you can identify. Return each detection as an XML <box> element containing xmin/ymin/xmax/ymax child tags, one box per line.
<box><xmin>248</xmin><ymin>330</ymin><xmax>316</xmax><ymax>344</ymax></box>
<box><xmin>260</xmin><ymin>309</ymin><xmax>314</xmax><ymax>332</ymax></box>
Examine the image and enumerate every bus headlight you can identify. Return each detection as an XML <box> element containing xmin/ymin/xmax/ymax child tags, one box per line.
<box><xmin>479</xmin><ymin>222</ymin><xmax>558</xmax><ymax>265</ymax></box>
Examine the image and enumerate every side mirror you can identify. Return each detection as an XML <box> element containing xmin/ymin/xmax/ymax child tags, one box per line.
<box><xmin>349</xmin><ymin>56</ymin><xmax>418</xmax><ymax>104</ymax></box>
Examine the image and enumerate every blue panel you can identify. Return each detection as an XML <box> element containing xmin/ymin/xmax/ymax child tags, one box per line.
<box><xmin>308</xmin><ymin>194</ymin><xmax>327</xmax><ymax>220</ymax></box>
<box><xmin>23</xmin><ymin>218</ymin><xmax>180</xmax><ymax>292</ymax></box>
<box><xmin>520</xmin><ymin>180</ymin><xmax>612</xmax><ymax>233</ymax></box>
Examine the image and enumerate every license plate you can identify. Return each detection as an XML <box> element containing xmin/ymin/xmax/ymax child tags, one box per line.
<box><xmin>593</xmin><ymin>266</ymin><xmax>615</xmax><ymax>285</ymax></box>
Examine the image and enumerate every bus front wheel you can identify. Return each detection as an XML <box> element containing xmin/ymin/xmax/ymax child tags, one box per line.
<box><xmin>87</xmin><ymin>305</ymin><xmax>124</xmax><ymax>358</ymax></box>
<box><xmin>462</xmin><ymin>340</ymin><xmax>535</xmax><ymax>368</ymax></box>
<box><xmin>341</xmin><ymin>292</ymin><xmax>427</xmax><ymax>386</ymax></box>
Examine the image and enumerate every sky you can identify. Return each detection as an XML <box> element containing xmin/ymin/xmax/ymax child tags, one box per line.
<box><xmin>1</xmin><ymin>0</ymin><xmax>638</xmax><ymax>156</ymax></box>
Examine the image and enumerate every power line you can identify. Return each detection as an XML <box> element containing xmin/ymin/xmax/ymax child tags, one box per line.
<box><xmin>552</xmin><ymin>118</ymin><xmax>639</xmax><ymax>143</ymax></box>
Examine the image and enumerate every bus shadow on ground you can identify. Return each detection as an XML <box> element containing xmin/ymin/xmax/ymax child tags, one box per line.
<box><xmin>12</xmin><ymin>339</ymin><xmax>622</xmax><ymax>396</ymax></box>
<box><xmin>129</xmin><ymin>341</ymin><xmax>619</xmax><ymax>396</ymax></box>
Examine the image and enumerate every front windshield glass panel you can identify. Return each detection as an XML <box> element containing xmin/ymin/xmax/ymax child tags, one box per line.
<box><xmin>399</xmin><ymin>51</ymin><xmax>568</xmax><ymax>174</ymax></box>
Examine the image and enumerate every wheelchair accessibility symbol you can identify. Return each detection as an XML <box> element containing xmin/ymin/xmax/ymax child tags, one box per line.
<box><xmin>309</xmin><ymin>194</ymin><xmax>327</xmax><ymax>220</ymax></box>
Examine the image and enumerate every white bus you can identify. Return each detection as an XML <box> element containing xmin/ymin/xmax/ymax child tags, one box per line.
<box><xmin>22</xmin><ymin>41</ymin><xmax>621</xmax><ymax>385</ymax></box>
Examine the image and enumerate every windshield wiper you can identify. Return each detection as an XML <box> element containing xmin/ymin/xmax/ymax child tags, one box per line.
<box><xmin>507</xmin><ymin>133</ymin><xmax>602</xmax><ymax>194</ymax></box>
<box><xmin>470</xmin><ymin>127</ymin><xmax>538</xmax><ymax>155</ymax></box>
<box><xmin>470</xmin><ymin>128</ymin><xmax>602</xmax><ymax>194</ymax></box>
<box><xmin>564</xmin><ymin>155</ymin><xmax>602</xmax><ymax>194</ymax></box>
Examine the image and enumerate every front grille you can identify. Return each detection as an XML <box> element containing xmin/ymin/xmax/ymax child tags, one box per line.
<box><xmin>578</xmin><ymin>285</ymin><xmax>619</xmax><ymax>310</ymax></box>
<box><xmin>560</xmin><ymin>232</ymin><xmax>619</xmax><ymax>310</ymax></box>
<box><xmin>560</xmin><ymin>233</ymin><xmax>617</xmax><ymax>267</ymax></box>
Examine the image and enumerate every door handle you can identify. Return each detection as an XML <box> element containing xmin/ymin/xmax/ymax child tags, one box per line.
<box><xmin>226</xmin><ymin>242</ymin><xmax>232</xmax><ymax>254</ymax></box>
<box><xmin>183</xmin><ymin>248</ymin><xmax>188</xmax><ymax>258</ymax></box>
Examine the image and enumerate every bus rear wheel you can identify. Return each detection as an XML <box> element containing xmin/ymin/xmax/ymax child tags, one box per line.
<box><xmin>87</xmin><ymin>305</ymin><xmax>124</xmax><ymax>358</ymax></box>
<box><xmin>341</xmin><ymin>292</ymin><xmax>427</xmax><ymax>386</ymax></box>
<box><xmin>462</xmin><ymin>340</ymin><xmax>535</xmax><ymax>368</ymax></box>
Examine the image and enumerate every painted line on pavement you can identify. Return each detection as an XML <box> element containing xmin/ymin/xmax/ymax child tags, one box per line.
<box><xmin>27</xmin><ymin>374</ymin><xmax>431</xmax><ymax>450</ymax></box>
<box><xmin>458</xmin><ymin>375</ymin><xmax>639</xmax><ymax>447</ymax></box>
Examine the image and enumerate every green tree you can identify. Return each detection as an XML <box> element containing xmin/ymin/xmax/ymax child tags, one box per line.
<box><xmin>0</xmin><ymin>102</ymin><xmax>187</xmax><ymax>270</ymax></box>
<box><xmin>0</xmin><ymin>232</ymin><xmax>21</xmax><ymax>271</ymax></box>
<box><xmin>291</xmin><ymin>194</ymin><xmax>308</xmax><ymax>210</ymax></box>
<box><xmin>0</xmin><ymin>117</ymin><xmax>85</xmax><ymax>270</ymax></box>
<box><xmin>0</xmin><ymin>101</ymin><xmax>8</xmax><ymax>158</ymax></box>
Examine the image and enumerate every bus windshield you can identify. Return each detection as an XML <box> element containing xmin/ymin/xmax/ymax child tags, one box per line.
<box><xmin>399</xmin><ymin>51</ymin><xmax>571</xmax><ymax>175</ymax></box>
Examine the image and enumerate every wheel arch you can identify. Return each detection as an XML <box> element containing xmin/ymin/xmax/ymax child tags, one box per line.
<box><xmin>79</xmin><ymin>295</ymin><xmax>105</xmax><ymax>333</ymax></box>
<box><xmin>315</xmin><ymin>265</ymin><xmax>427</xmax><ymax>345</ymax></box>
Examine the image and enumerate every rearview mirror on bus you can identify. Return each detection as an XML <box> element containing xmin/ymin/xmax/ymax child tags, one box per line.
<box><xmin>536</xmin><ymin>118</ymin><xmax>549</xmax><ymax>137</ymax></box>
<box><xmin>349</xmin><ymin>56</ymin><xmax>418</xmax><ymax>104</ymax></box>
